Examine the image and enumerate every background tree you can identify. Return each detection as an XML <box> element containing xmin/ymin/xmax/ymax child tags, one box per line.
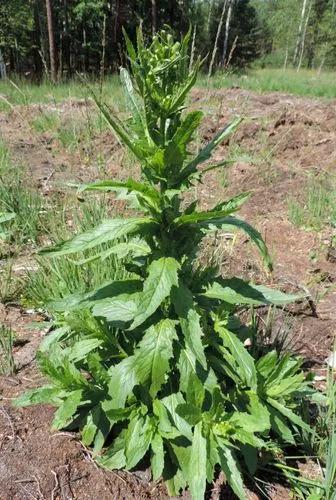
<box><xmin>0</xmin><ymin>0</ymin><xmax>336</xmax><ymax>80</ymax></box>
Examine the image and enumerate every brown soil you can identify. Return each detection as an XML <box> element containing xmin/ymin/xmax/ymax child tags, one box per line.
<box><xmin>1</xmin><ymin>88</ymin><xmax>336</xmax><ymax>499</ymax></box>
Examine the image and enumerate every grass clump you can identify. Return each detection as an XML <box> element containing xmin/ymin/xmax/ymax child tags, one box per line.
<box><xmin>288</xmin><ymin>174</ymin><xmax>336</xmax><ymax>230</ymax></box>
<box><xmin>25</xmin><ymin>199</ymin><xmax>129</xmax><ymax>307</ymax></box>
<box><xmin>201</xmin><ymin>68</ymin><xmax>336</xmax><ymax>99</ymax></box>
<box><xmin>0</xmin><ymin>141</ymin><xmax>43</xmax><ymax>253</ymax></box>
<box><xmin>0</xmin><ymin>325</ymin><xmax>15</xmax><ymax>375</ymax></box>
<box><xmin>15</xmin><ymin>29</ymin><xmax>318</xmax><ymax>499</ymax></box>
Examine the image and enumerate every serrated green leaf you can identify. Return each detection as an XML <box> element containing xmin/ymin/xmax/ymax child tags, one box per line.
<box><xmin>39</xmin><ymin>217</ymin><xmax>156</xmax><ymax>257</ymax></box>
<box><xmin>161</xmin><ymin>393</ymin><xmax>193</xmax><ymax>441</ymax></box>
<box><xmin>52</xmin><ymin>389</ymin><xmax>83</xmax><ymax>430</ymax></box>
<box><xmin>73</xmin><ymin>239</ymin><xmax>151</xmax><ymax>265</ymax></box>
<box><xmin>268</xmin><ymin>405</ymin><xmax>295</xmax><ymax>444</ymax></box>
<box><xmin>129</xmin><ymin>257</ymin><xmax>180</xmax><ymax>330</ymax></box>
<box><xmin>188</xmin><ymin>422</ymin><xmax>207</xmax><ymax>500</ymax></box>
<box><xmin>186</xmin><ymin>373</ymin><xmax>205</xmax><ymax>408</ymax></box>
<box><xmin>174</xmin><ymin>193</ymin><xmax>250</xmax><ymax>226</ymax></box>
<box><xmin>177</xmin><ymin>117</ymin><xmax>242</xmax><ymax>183</ymax></box>
<box><xmin>108</xmin><ymin>356</ymin><xmax>138</xmax><ymax>408</ymax></box>
<box><xmin>175</xmin><ymin>403</ymin><xmax>202</xmax><ymax>426</ymax></box>
<box><xmin>217</xmin><ymin>439</ymin><xmax>245</xmax><ymax>500</ymax></box>
<box><xmin>125</xmin><ymin>414</ymin><xmax>152</xmax><ymax>469</ymax></box>
<box><xmin>120</xmin><ymin>67</ymin><xmax>150</xmax><ymax>140</ymax></box>
<box><xmin>97</xmin><ymin>431</ymin><xmax>126</xmax><ymax>469</ymax></box>
<box><xmin>202</xmin><ymin>278</ymin><xmax>305</xmax><ymax>306</ymax></box>
<box><xmin>267</xmin><ymin>398</ymin><xmax>311</xmax><ymax>432</ymax></box>
<box><xmin>256</xmin><ymin>350</ymin><xmax>278</xmax><ymax>378</ymax></box>
<box><xmin>14</xmin><ymin>386</ymin><xmax>62</xmax><ymax>407</ymax></box>
<box><xmin>81</xmin><ymin>405</ymin><xmax>101</xmax><ymax>446</ymax></box>
<box><xmin>93</xmin><ymin>93</ymin><xmax>146</xmax><ymax>162</ymax></box>
<box><xmin>92</xmin><ymin>293</ymin><xmax>138</xmax><ymax>323</ymax></box>
<box><xmin>50</xmin><ymin>279</ymin><xmax>142</xmax><ymax>312</ymax></box>
<box><xmin>172</xmin><ymin>284</ymin><xmax>207</xmax><ymax>369</ymax></box>
<box><xmin>135</xmin><ymin>319</ymin><xmax>178</xmax><ymax>397</ymax></box>
<box><xmin>151</xmin><ymin>433</ymin><xmax>164</xmax><ymax>481</ymax></box>
<box><xmin>215</xmin><ymin>322</ymin><xmax>256</xmax><ymax>388</ymax></box>
<box><xmin>66</xmin><ymin>338</ymin><xmax>102</xmax><ymax>362</ymax></box>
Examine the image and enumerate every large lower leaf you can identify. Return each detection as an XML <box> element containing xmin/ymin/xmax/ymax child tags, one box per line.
<box><xmin>202</xmin><ymin>278</ymin><xmax>306</xmax><ymax>306</ymax></box>
<box><xmin>129</xmin><ymin>257</ymin><xmax>180</xmax><ymax>330</ymax></box>
<box><xmin>135</xmin><ymin>319</ymin><xmax>178</xmax><ymax>397</ymax></box>
<box><xmin>125</xmin><ymin>414</ymin><xmax>153</xmax><ymax>469</ymax></box>
<box><xmin>172</xmin><ymin>284</ymin><xmax>207</xmax><ymax>369</ymax></box>
<box><xmin>151</xmin><ymin>433</ymin><xmax>165</xmax><ymax>481</ymax></box>
<box><xmin>73</xmin><ymin>239</ymin><xmax>151</xmax><ymax>265</ymax></box>
<box><xmin>51</xmin><ymin>279</ymin><xmax>142</xmax><ymax>312</ymax></box>
<box><xmin>188</xmin><ymin>422</ymin><xmax>207</xmax><ymax>500</ymax></box>
<box><xmin>52</xmin><ymin>389</ymin><xmax>83</xmax><ymax>430</ymax></box>
<box><xmin>92</xmin><ymin>293</ymin><xmax>138</xmax><ymax>324</ymax></box>
<box><xmin>107</xmin><ymin>319</ymin><xmax>177</xmax><ymax>405</ymax></box>
<box><xmin>217</xmin><ymin>439</ymin><xmax>246</xmax><ymax>500</ymax></box>
<box><xmin>39</xmin><ymin>217</ymin><xmax>156</xmax><ymax>257</ymax></box>
<box><xmin>108</xmin><ymin>356</ymin><xmax>138</xmax><ymax>408</ymax></box>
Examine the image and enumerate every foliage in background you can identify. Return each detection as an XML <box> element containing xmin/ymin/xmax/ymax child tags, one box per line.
<box><xmin>15</xmin><ymin>29</ymin><xmax>317</xmax><ymax>499</ymax></box>
<box><xmin>1</xmin><ymin>0</ymin><xmax>336</xmax><ymax>80</ymax></box>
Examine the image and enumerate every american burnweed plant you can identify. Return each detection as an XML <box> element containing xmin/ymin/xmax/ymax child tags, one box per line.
<box><xmin>16</xmin><ymin>29</ymin><xmax>316</xmax><ymax>499</ymax></box>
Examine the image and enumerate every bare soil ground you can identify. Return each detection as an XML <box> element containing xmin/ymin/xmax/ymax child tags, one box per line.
<box><xmin>0</xmin><ymin>88</ymin><xmax>335</xmax><ymax>499</ymax></box>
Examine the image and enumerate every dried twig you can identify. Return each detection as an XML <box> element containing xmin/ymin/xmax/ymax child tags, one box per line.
<box><xmin>0</xmin><ymin>406</ymin><xmax>15</xmax><ymax>439</ymax></box>
<box><xmin>51</xmin><ymin>470</ymin><xmax>60</xmax><ymax>500</ymax></box>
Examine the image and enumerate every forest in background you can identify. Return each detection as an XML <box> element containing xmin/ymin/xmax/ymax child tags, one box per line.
<box><xmin>0</xmin><ymin>0</ymin><xmax>336</xmax><ymax>82</ymax></box>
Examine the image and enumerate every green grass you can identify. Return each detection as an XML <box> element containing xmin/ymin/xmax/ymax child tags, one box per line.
<box><xmin>288</xmin><ymin>174</ymin><xmax>336</xmax><ymax>230</ymax></box>
<box><xmin>0</xmin><ymin>325</ymin><xmax>15</xmax><ymax>375</ymax></box>
<box><xmin>31</xmin><ymin>111</ymin><xmax>60</xmax><ymax>134</ymax></box>
<box><xmin>200</xmin><ymin>68</ymin><xmax>336</xmax><ymax>99</ymax></box>
<box><xmin>24</xmin><ymin>198</ymin><xmax>129</xmax><ymax>308</ymax></box>
<box><xmin>0</xmin><ymin>75</ymin><xmax>124</xmax><ymax>112</ymax></box>
<box><xmin>0</xmin><ymin>68</ymin><xmax>335</xmax><ymax>114</ymax></box>
<box><xmin>0</xmin><ymin>141</ymin><xmax>44</xmax><ymax>254</ymax></box>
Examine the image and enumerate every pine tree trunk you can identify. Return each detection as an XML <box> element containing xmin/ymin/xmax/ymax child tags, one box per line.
<box><xmin>100</xmin><ymin>14</ymin><xmax>107</xmax><ymax>84</ymax></box>
<box><xmin>283</xmin><ymin>45</ymin><xmax>289</xmax><ymax>70</ymax></box>
<box><xmin>206</xmin><ymin>0</ymin><xmax>215</xmax><ymax>34</ymax></box>
<box><xmin>208</xmin><ymin>0</ymin><xmax>228</xmax><ymax>78</ymax></box>
<box><xmin>32</xmin><ymin>0</ymin><xmax>43</xmax><ymax>81</ymax></box>
<box><xmin>63</xmin><ymin>0</ymin><xmax>71</xmax><ymax>76</ymax></box>
<box><xmin>222</xmin><ymin>0</ymin><xmax>234</xmax><ymax>66</ymax></box>
<box><xmin>297</xmin><ymin>0</ymin><xmax>312</xmax><ymax>71</ymax></box>
<box><xmin>0</xmin><ymin>49</ymin><xmax>6</xmax><ymax>79</ymax></box>
<box><xmin>293</xmin><ymin>0</ymin><xmax>309</xmax><ymax>66</ymax></box>
<box><xmin>151</xmin><ymin>0</ymin><xmax>157</xmax><ymax>35</ymax></box>
<box><xmin>45</xmin><ymin>0</ymin><xmax>57</xmax><ymax>82</ymax></box>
